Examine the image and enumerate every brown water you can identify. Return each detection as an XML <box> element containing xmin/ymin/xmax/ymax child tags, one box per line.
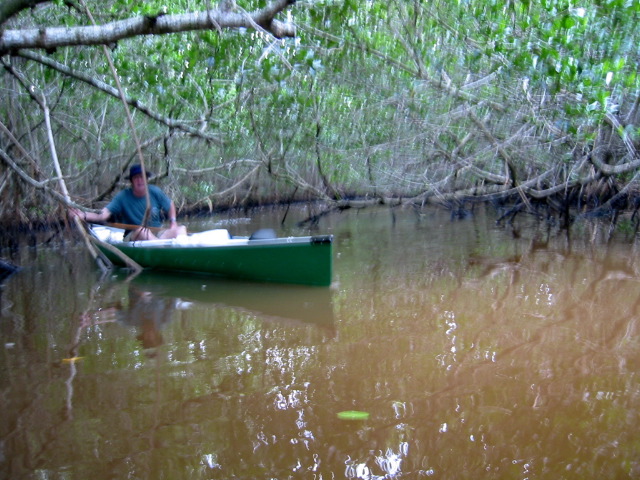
<box><xmin>2</xmin><ymin>206</ymin><xmax>640</xmax><ymax>479</ymax></box>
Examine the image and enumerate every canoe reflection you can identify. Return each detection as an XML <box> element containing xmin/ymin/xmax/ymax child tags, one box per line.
<box><xmin>122</xmin><ymin>271</ymin><xmax>336</xmax><ymax>329</ymax></box>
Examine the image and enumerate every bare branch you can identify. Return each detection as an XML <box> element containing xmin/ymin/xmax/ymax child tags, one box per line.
<box><xmin>15</xmin><ymin>50</ymin><xmax>223</xmax><ymax>143</ymax></box>
<box><xmin>0</xmin><ymin>0</ymin><xmax>296</xmax><ymax>53</ymax></box>
<box><xmin>590</xmin><ymin>145</ymin><xmax>640</xmax><ymax>176</ymax></box>
<box><xmin>193</xmin><ymin>163</ymin><xmax>263</xmax><ymax>207</ymax></box>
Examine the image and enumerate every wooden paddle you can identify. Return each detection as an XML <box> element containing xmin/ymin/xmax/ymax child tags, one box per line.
<box><xmin>103</xmin><ymin>222</ymin><xmax>163</xmax><ymax>232</ymax></box>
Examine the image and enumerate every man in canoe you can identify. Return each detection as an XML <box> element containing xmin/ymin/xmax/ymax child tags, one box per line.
<box><xmin>70</xmin><ymin>164</ymin><xmax>187</xmax><ymax>241</ymax></box>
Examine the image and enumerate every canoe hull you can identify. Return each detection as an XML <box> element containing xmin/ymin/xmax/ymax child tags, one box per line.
<box><xmin>97</xmin><ymin>235</ymin><xmax>333</xmax><ymax>286</ymax></box>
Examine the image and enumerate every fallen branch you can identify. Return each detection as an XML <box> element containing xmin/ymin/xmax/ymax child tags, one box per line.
<box><xmin>42</xmin><ymin>96</ymin><xmax>115</xmax><ymax>272</ymax></box>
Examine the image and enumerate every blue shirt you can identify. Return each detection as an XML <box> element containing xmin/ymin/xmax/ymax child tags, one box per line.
<box><xmin>106</xmin><ymin>185</ymin><xmax>172</xmax><ymax>228</ymax></box>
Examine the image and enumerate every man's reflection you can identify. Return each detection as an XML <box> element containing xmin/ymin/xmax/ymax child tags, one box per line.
<box><xmin>118</xmin><ymin>287</ymin><xmax>176</xmax><ymax>351</ymax></box>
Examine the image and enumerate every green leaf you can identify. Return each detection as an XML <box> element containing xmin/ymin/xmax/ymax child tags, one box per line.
<box><xmin>562</xmin><ymin>16</ymin><xmax>576</xmax><ymax>29</ymax></box>
<box><xmin>337</xmin><ymin>410</ymin><xmax>370</xmax><ymax>420</ymax></box>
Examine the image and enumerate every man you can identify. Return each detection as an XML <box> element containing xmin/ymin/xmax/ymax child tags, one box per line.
<box><xmin>71</xmin><ymin>164</ymin><xmax>187</xmax><ymax>241</ymax></box>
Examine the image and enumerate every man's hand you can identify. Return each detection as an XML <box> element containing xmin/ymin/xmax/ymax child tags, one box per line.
<box><xmin>69</xmin><ymin>208</ymin><xmax>86</xmax><ymax>222</ymax></box>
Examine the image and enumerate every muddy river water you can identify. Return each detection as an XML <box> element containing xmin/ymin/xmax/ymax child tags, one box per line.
<box><xmin>1</xmin><ymin>205</ymin><xmax>640</xmax><ymax>479</ymax></box>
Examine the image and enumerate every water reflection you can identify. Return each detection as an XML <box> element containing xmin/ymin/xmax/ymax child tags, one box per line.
<box><xmin>78</xmin><ymin>271</ymin><xmax>337</xmax><ymax>354</ymax></box>
<box><xmin>127</xmin><ymin>271</ymin><xmax>336</xmax><ymax>329</ymax></box>
<box><xmin>120</xmin><ymin>286</ymin><xmax>176</xmax><ymax>350</ymax></box>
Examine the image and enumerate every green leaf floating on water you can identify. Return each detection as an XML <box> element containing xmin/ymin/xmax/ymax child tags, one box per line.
<box><xmin>337</xmin><ymin>410</ymin><xmax>370</xmax><ymax>420</ymax></box>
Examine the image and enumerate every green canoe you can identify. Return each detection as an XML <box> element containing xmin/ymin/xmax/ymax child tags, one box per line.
<box><xmin>92</xmin><ymin>226</ymin><xmax>334</xmax><ymax>286</ymax></box>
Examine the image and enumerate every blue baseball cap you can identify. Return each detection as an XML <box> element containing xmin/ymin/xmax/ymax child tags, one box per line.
<box><xmin>128</xmin><ymin>164</ymin><xmax>153</xmax><ymax>180</ymax></box>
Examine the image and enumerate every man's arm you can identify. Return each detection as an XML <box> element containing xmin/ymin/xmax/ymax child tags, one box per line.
<box><xmin>70</xmin><ymin>207</ymin><xmax>112</xmax><ymax>223</ymax></box>
<box><xmin>167</xmin><ymin>202</ymin><xmax>178</xmax><ymax>227</ymax></box>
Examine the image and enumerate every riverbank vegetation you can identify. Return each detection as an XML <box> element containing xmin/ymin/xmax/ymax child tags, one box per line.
<box><xmin>1</xmin><ymin>0</ymin><xmax>639</xmax><ymax>231</ymax></box>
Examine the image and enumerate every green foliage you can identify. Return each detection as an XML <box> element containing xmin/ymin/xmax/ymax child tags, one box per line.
<box><xmin>2</xmin><ymin>0</ymin><xmax>639</xmax><ymax>219</ymax></box>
